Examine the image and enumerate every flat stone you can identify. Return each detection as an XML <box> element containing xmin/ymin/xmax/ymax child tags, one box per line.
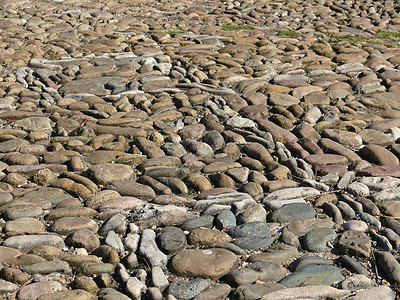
<box><xmin>36</xmin><ymin>289</ymin><xmax>96</xmax><ymax>300</ymax></box>
<box><xmin>269</xmin><ymin>203</ymin><xmax>316</xmax><ymax>223</ymax></box>
<box><xmin>242</xmin><ymin>143</ymin><xmax>274</xmax><ymax>165</ymax></box>
<box><xmin>339</xmin><ymin>274</ymin><xmax>374</xmax><ymax>291</ymax></box>
<box><xmin>138</xmin><ymin>229</ymin><xmax>168</xmax><ymax>268</ymax></box>
<box><xmin>51</xmin><ymin>216</ymin><xmax>98</xmax><ymax>235</ymax></box>
<box><xmin>14</xmin><ymin>117</ymin><xmax>52</xmax><ymax>134</ymax></box>
<box><xmin>318</xmin><ymin>138</ymin><xmax>361</xmax><ymax>162</ymax></box>
<box><xmin>360</xmin><ymin>145</ymin><xmax>399</xmax><ymax>166</ymax></box>
<box><xmin>171</xmin><ymin>248</ymin><xmax>238</xmax><ymax>280</ymax></box>
<box><xmin>97</xmin><ymin>196</ymin><xmax>144</xmax><ymax>212</ymax></box>
<box><xmin>18</xmin><ymin>281</ymin><xmax>67</xmax><ymax>300</ymax></box>
<box><xmin>357</xmin><ymin>166</ymin><xmax>400</xmax><ymax>177</ymax></box>
<box><xmin>292</xmin><ymin>255</ymin><xmax>334</xmax><ymax>271</ymax></box>
<box><xmin>346</xmin><ymin>286</ymin><xmax>395</xmax><ymax>300</ymax></box>
<box><xmin>256</xmin><ymin>119</ymin><xmax>298</xmax><ymax>144</ymax></box>
<box><xmin>261</xmin><ymin>286</ymin><xmax>351</xmax><ymax>300</ymax></box>
<box><xmin>109</xmin><ymin>180</ymin><xmax>156</xmax><ymax>200</ymax></box>
<box><xmin>278</xmin><ymin>265</ymin><xmax>344</xmax><ymax>288</ymax></box>
<box><xmin>268</xmin><ymin>92</ymin><xmax>299</xmax><ymax>107</ymax></box>
<box><xmin>5</xmin><ymin>218</ymin><xmax>45</xmax><ymax>233</ymax></box>
<box><xmin>263</xmin><ymin>187</ymin><xmax>320</xmax><ymax>203</ymax></box>
<box><xmin>215</xmin><ymin>210</ymin><xmax>236</xmax><ymax>230</ymax></box>
<box><xmin>339</xmin><ymin>255</ymin><xmax>369</xmax><ymax>275</ymax></box>
<box><xmin>180</xmin><ymin>216</ymin><xmax>214</xmax><ymax>231</ymax></box>
<box><xmin>338</xmin><ymin>230</ymin><xmax>371</xmax><ymax>257</ymax></box>
<box><xmin>168</xmin><ymin>278</ymin><xmax>210</xmax><ymax>300</ymax></box>
<box><xmin>375</xmin><ymin>251</ymin><xmax>400</xmax><ymax>285</ymax></box>
<box><xmin>378</xmin><ymin>201</ymin><xmax>400</xmax><ymax>218</ymax></box>
<box><xmin>193</xmin><ymin>283</ymin><xmax>231</xmax><ymax>300</ymax></box>
<box><xmin>22</xmin><ymin>188</ymin><xmax>71</xmax><ymax>206</ymax></box>
<box><xmin>372</xmin><ymin>187</ymin><xmax>400</xmax><ymax>201</ymax></box>
<box><xmin>89</xmin><ymin>163</ymin><xmax>135</xmax><ymax>185</ymax></box>
<box><xmin>303</xmin><ymin>227</ymin><xmax>336</xmax><ymax>252</ymax></box>
<box><xmin>229</xmin><ymin>261</ymin><xmax>286</xmax><ymax>286</ymax></box>
<box><xmin>5</xmin><ymin>205</ymin><xmax>43</xmax><ymax>220</ymax></box>
<box><xmin>75</xmin><ymin>262</ymin><xmax>115</xmax><ymax>276</ymax></box>
<box><xmin>342</xmin><ymin>220</ymin><xmax>369</xmax><ymax>232</ymax></box>
<box><xmin>234</xmin><ymin>283</ymin><xmax>286</xmax><ymax>300</ymax></box>
<box><xmin>286</xmin><ymin>218</ymin><xmax>335</xmax><ymax>236</ymax></box>
<box><xmin>22</xmin><ymin>260</ymin><xmax>72</xmax><ymax>275</ymax></box>
<box><xmin>233</xmin><ymin>236</ymin><xmax>275</xmax><ymax>250</ymax></box>
<box><xmin>46</xmin><ymin>207</ymin><xmax>98</xmax><ymax>221</ymax></box>
<box><xmin>229</xmin><ymin>222</ymin><xmax>271</xmax><ymax>238</ymax></box>
<box><xmin>98</xmin><ymin>288</ymin><xmax>131</xmax><ymax>300</ymax></box>
<box><xmin>157</xmin><ymin>226</ymin><xmax>186</xmax><ymax>255</ymax></box>
<box><xmin>65</xmin><ymin>228</ymin><xmax>101</xmax><ymax>253</ymax></box>
<box><xmin>249</xmin><ymin>244</ymin><xmax>299</xmax><ymax>265</ymax></box>
<box><xmin>322</xmin><ymin>129</ymin><xmax>362</xmax><ymax>149</ymax></box>
<box><xmin>359</xmin><ymin>129</ymin><xmax>394</xmax><ymax>146</ymax></box>
<box><xmin>188</xmin><ymin>228</ymin><xmax>232</xmax><ymax>246</ymax></box>
<box><xmin>305</xmin><ymin>154</ymin><xmax>349</xmax><ymax>165</ymax></box>
<box><xmin>3</xmin><ymin>235</ymin><xmax>65</xmax><ymax>252</ymax></box>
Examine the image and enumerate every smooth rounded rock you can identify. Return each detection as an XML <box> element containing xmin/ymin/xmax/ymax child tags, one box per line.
<box><xmin>171</xmin><ymin>248</ymin><xmax>239</xmax><ymax>280</ymax></box>
<box><xmin>229</xmin><ymin>222</ymin><xmax>271</xmax><ymax>238</ymax></box>
<box><xmin>157</xmin><ymin>226</ymin><xmax>186</xmax><ymax>255</ymax></box>
<box><xmin>303</xmin><ymin>228</ymin><xmax>336</xmax><ymax>252</ymax></box>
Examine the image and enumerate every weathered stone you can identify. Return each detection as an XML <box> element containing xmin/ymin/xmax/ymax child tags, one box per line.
<box><xmin>171</xmin><ymin>248</ymin><xmax>238</xmax><ymax>280</ymax></box>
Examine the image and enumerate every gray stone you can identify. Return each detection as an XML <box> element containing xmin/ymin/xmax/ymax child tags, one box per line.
<box><xmin>18</xmin><ymin>281</ymin><xmax>67</xmax><ymax>300</ymax></box>
<box><xmin>152</xmin><ymin>266</ymin><xmax>169</xmax><ymax>292</ymax></box>
<box><xmin>249</xmin><ymin>244</ymin><xmax>299</xmax><ymax>265</ymax></box>
<box><xmin>286</xmin><ymin>218</ymin><xmax>335</xmax><ymax>236</ymax></box>
<box><xmin>0</xmin><ymin>279</ymin><xmax>18</xmax><ymax>294</ymax></box>
<box><xmin>138</xmin><ymin>229</ymin><xmax>168</xmax><ymax>268</ymax></box>
<box><xmin>105</xmin><ymin>231</ymin><xmax>125</xmax><ymax>256</ymax></box>
<box><xmin>359</xmin><ymin>212</ymin><xmax>381</xmax><ymax>229</ymax></box>
<box><xmin>126</xmin><ymin>277</ymin><xmax>146</xmax><ymax>300</ymax></box>
<box><xmin>292</xmin><ymin>255</ymin><xmax>334</xmax><ymax>271</ymax></box>
<box><xmin>375</xmin><ymin>251</ymin><xmax>400</xmax><ymax>285</ymax></box>
<box><xmin>98</xmin><ymin>214</ymin><xmax>127</xmax><ymax>237</ymax></box>
<box><xmin>278</xmin><ymin>265</ymin><xmax>344</xmax><ymax>288</ymax></box>
<box><xmin>89</xmin><ymin>163</ymin><xmax>135</xmax><ymax>185</ymax></box>
<box><xmin>158</xmin><ymin>226</ymin><xmax>186</xmax><ymax>255</ymax></box>
<box><xmin>3</xmin><ymin>234</ymin><xmax>65</xmax><ymax>252</ymax></box>
<box><xmin>98</xmin><ymin>288</ymin><xmax>131</xmax><ymax>300</ymax></box>
<box><xmin>215</xmin><ymin>210</ymin><xmax>236</xmax><ymax>230</ymax></box>
<box><xmin>342</xmin><ymin>221</ymin><xmax>369</xmax><ymax>232</ymax></box>
<box><xmin>339</xmin><ymin>255</ymin><xmax>369</xmax><ymax>275</ymax></box>
<box><xmin>260</xmin><ymin>285</ymin><xmax>351</xmax><ymax>300</ymax></box>
<box><xmin>346</xmin><ymin>286</ymin><xmax>395</xmax><ymax>300</ymax></box>
<box><xmin>229</xmin><ymin>262</ymin><xmax>286</xmax><ymax>286</ymax></box>
<box><xmin>180</xmin><ymin>216</ymin><xmax>214</xmax><ymax>231</ymax></box>
<box><xmin>229</xmin><ymin>222</ymin><xmax>271</xmax><ymax>238</ymax></box>
<box><xmin>233</xmin><ymin>236</ymin><xmax>275</xmax><ymax>250</ymax></box>
<box><xmin>338</xmin><ymin>230</ymin><xmax>371</xmax><ymax>257</ymax></box>
<box><xmin>269</xmin><ymin>203</ymin><xmax>316</xmax><ymax>223</ymax></box>
<box><xmin>22</xmin><ymin>260</ymin><xmax>72</xmax><ymax>275</ymax></box>
<box><xmin>303</xmin><ymin>227</ymin><xmax>336</xmax><ymax>252</ymax></box>
<box><xmin>336</xmin><ymin>201</ymin><xmax>356</xmax><ymax>220</ymax></box>
<box><xmin>168</xmin><ymin>278</ymin><xmax>210</xmax><ymax>300</ymax></box>
<box><xmin>234</xmin><ymin>283</ymin><xmax>286</xmax><ymax>300</ymax></box>
<box><xmin>338</xmin><ymin>274</ymin><xmax>374</xmax><ymax>290</ymax></box>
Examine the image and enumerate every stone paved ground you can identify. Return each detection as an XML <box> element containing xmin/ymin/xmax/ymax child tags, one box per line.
<box><xmin>1</xmin><ymin>0</ymin><xmax>400</xmax><ymax>299</ymax></box>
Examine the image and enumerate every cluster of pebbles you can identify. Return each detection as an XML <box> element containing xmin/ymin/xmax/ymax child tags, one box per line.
<box><xmin>2</xmin><ymin>0</ymin><xmax>400</xmax><ymax>299</ymax></box>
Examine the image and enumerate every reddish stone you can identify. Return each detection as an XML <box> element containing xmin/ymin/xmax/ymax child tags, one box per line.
<box><xmin>315</xmin><ymin>164</ymin><xmax>348</xmax><ymax>176</ymax></box>
<box><xmin>357</xmin><ymin>166</ymin><xmax>400</xmax><ymax>177</ymax></box>
<box><xmin>197</xmin><ymin>188</ymin><xmax>236</xmax><ymax>199</ymax></box>
<box><xmin>305</xmin><ymin>154</ymin><xmax>349</xmax><ymax>166</ymax></box>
